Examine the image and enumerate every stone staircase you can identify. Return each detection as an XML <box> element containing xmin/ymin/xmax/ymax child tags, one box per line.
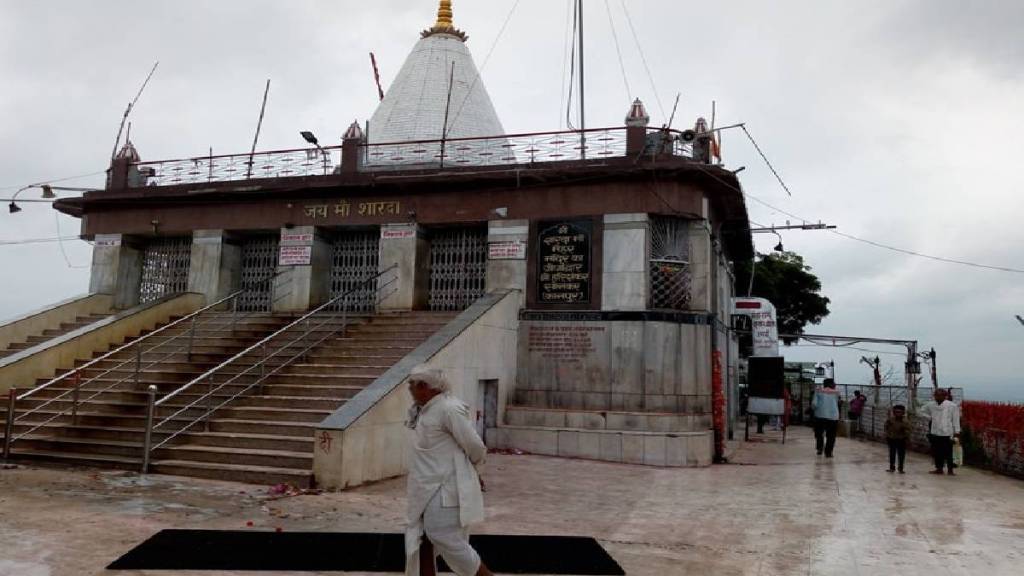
<box><xmin>1</xmin><ymin>311</ymin><xmax>456</xmax><ymax>487</ymax></box>
<box><xmin>0</xmin><ymin>313</ymin><xmax>112</xmax><ymax>360</ymax></box>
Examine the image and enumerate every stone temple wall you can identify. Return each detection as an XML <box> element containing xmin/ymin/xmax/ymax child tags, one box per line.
<box><xmin>515</xmin><ymin>318</ymin><xmax>713</xmax><ymax>414</ymax></box>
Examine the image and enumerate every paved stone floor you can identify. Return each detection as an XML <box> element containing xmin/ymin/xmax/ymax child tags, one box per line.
<box><xmin>2</xmin><ymin>426</ymin><xmax>1023</xmax><ymax>576</ymax></box>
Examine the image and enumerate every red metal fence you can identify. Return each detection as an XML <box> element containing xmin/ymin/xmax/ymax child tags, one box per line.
<box><xmin>961</xmin><ymin>400</ymin><xmax>1024</xmax><ymax>478</ymax></box>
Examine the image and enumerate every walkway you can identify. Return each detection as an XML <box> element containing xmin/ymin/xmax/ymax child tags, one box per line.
<box><xmin>1</xmin><ymin>426</ymin><xmax>1022</xmax><ymax>575</ymax></box>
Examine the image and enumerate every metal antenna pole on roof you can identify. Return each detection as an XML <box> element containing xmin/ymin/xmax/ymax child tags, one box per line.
<box><xmin>578</xmin><ymin>0</ymin><xmax>586</xmax><ymax>159</ymax></box>
<box><xmin>111</xmin><ymin>61</ymin><xmax>159</xmax><ymax>160</ymax></box>
<box><xmin>440</xmin><ymin>62</ymin><xmax>456</xmax><ymax>169</ymax></box>
<box><xmin>246</xmin><ymin>79</ymin><xmax>271</xmax><ymax>180</ymax></box>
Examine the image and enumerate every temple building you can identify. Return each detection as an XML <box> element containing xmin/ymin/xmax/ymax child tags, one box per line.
<box><xmin>1</xmin><ymin>1</ymin><xmax>753</xmax><ymax>489</ymax></box>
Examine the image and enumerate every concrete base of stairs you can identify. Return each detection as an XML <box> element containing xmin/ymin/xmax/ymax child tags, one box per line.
<box><xmin>487</xmin><ymin>425</ymin><xmax>713</xmax><ymax>467</ymax></box>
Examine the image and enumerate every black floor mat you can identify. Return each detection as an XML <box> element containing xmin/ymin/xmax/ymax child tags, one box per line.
<box><xmin>107</xmin><ymin>530</ymin><xmax>625</xmax><ymax>574</ymax></box>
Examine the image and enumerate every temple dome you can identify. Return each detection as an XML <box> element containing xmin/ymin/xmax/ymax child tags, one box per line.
<box><xmin>367</xmin><ymin>1</ymin><xmax>504</xmax><ymax>145</ymax></box>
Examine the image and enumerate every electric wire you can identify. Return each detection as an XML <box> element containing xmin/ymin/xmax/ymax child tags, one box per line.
<box><xmin>0</xmin><ymin>236</ymin><xmax>83</xmax><ymax>246</ymax></box>
<box><xmin>791</xmin><ymin>343</ymin><xmax>906</xmax><ymax>357</ymax></box>
<box><xmin>53</xmin><ymin>210</ymin><xmax>90</xmax><ymax>268</ymax></box>
<box><xmin>603</xmin><ymin>0</ymin><xmax>632</xmax><ymax>102</ymax></box>
<box><xmin>618</xmin><ymin>0</ymin><xmax>666</xmax><ymax>120</ymax></box>
<box><xmin>0</xmin><ymin>170</ymin><xmax>107</xmax><ymax>193</ymax></box>
<box><xmin>691</xmin><ymin>164</ymin><xmax>1024</xmax><ymax>274</ymax></box>
<box><xmin>740</xmin><ymin>125</ymin><xmax>792</xmax><ymax>197</ymax></box>
<box><xmin>559</xmin><ymin>0</ymin><xmax>574</xmax><ymax>129</ymax></box>
<box><xmin>565</xmin><ymin>0</ymin><xmax>579</xmax><ymax>130</ymax></box>
<box><xmin>447</xmin><ymin>0</ymin><xmax>521</xmax><ymax>131</ymax></box>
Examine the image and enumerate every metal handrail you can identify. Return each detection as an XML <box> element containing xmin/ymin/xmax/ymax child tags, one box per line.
<box><xmin>141</xmin><ymin>265</ymin><xmax>399</xmax><ymax>471</ymax></box>
<box><xmin>14</xmin><ymin>292</ymin><xmax>235</xmax><ymax>402</ymax></box>
<box><xmin>2</xmin><ymin>292</ymin><xmax>245</xmax><ymax>454</ymax></box>
<box><xmin>2</xmin><ymin>268</ymin><xmax>292</xmax><ymax>458</ymax></box>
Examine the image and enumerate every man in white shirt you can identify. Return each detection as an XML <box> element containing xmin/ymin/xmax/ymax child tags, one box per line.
<box><xmin>921</xmin><ymin>388</ymin><xmax>961</xmax><ymax>476</ymax></box>
<box><xmin>404</xmin><ymin>367</ymin><xmax>494</xmax><ymax>576</ymax></box>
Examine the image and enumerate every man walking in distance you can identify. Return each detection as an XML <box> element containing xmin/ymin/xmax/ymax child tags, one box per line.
<box><xmin>921</xmin><ymin>388</ymin><xmax>961</xmax><ymax>475</ymax></box>
<box><xmin>812</xmin><ymin>379</ymin><xmax>841</xmax><ymax>458</ymax></box>
<box><xmin>404</xmin><ymin>367</ymin><xmax>495</xmax><ymax>576</ymax></box>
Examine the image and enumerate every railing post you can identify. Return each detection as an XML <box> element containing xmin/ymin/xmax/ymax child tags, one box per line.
<box><xmin>134</xmin><ymin>344</ymin><xmax>142</xmax><ymax>388</ymax></box>
<box><xmin>3</xmin><ymin>388</ymin><xmax>16</xmax><ymax>462</ymax></box>
<box><xmin>141</xmin><ymin>385</ymin><xmax>157</xmax><ymax>474</ymax></box>
<box><xmin>187</xmin><ymin>316</ymin><xmax>197</xmax><ymax>359</ymax></box>
<box><xmin>231</xmin><ymin>296</ymin><xmax>238</xmax><ymax>333</ymax></box>
<box><xmin>71</xmin><ymin>372</ymin><xmax>81</xmax><ymax>425</ymax></box>
<box><xmin>259</xmin><ymin>343</ymin><xmax>267</xmax><ymax>395</ymax></box>
<box><xmin>204</xmin><ymin>377</ymin><xmax>214</xmax><ymax>432</ymax></box>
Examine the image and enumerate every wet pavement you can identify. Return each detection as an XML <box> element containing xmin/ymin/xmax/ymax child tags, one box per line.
<box><xmin>1</xmin><ymin>426</ymin><xmax>1023</xmax><ymax>575</ymax></box>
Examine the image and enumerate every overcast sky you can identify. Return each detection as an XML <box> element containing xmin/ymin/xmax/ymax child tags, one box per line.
<box><xmin>1</xmin><ymin>1</ymin><xmax>1022</xmax><ymax>400</ymax></box>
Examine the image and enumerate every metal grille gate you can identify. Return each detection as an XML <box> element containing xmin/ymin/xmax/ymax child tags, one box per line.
<box><xmin>329</xmin><ymin>230</ymin><xmax>381</xmax><ymax>312</ymax></box>
<box><xmin>138</xmin><ymin>237</ymin><xmax>192</xmax><ymax>304</ymax></box>
<box><xmin>237</xmin><ymin>235</ymin><xmax>280</xmax><ymax>312</ymax></box>
<box><xmin>649</xmin><ymin>216</ymin><xmax>692</xmax><ymax>310</ymax></box>
<box><xmin>428</xmin><ymin>227</ymin><xmax>487</xmax><ymax>311</ymax></box>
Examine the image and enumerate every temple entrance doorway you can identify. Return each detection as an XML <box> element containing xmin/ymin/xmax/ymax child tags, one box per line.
<box><xmin>328</xmin><ymin>229</ymin><xmax>381</xmax><ymax>312</ymax></box>
<box><xmin>138</xmin><ymin>236</ymin><xmax>192</xmax><ymax>304</ymax></box>
<box><xmin>427</xmin><ymin>226</ymin><xmax>487</xmax><ymax>312</ymax></box>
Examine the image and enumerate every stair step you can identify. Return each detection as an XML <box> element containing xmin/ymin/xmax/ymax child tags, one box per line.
<box><xmin>209</xmin><ymin>419</ymin><xmax>317</xmax><ymax>436</ymax></box>
<box><xmin>264</xmin><ymin>374</ymin><xmax>377</xmax><ymax>385</ymax></box>
<box><xmin>16</xmin><ymin>423</ymin><xmax>312</xmax><ymax>452</ymax></box>
<box><xmin>179</xmin><ymin>431</ymin><xmax>314</xmax><ymax>452</ymax></box>
<box><xmin>3</xmin><ymin>309</ymin><xmax>444</xmax><ymax>486</ymax></box>
<box><xmin>239</xmin><ymin>396</ymin><xmax>346</xmax><ymax>410</ymax></box>
<box><xmin>220</xmin><ymin>406</ymin><xmax>331</xmax><ymax>423</ymax></box>
<box><xmin>151</xmin><ymin>460</ymin><xmax>312</xmax><ymax>487</ymax></box>
<box><xmin>161</xmin><ymin>444</ymin><xmax>312</xmax><ymax>468</ymax></box>
<box><xmin>5</xmin><ymin>448</ymin><xmax>139</xmax><ymax>469</ymax></box>
<box><xmin>13</xmin><ymin>436</ymin><xmax>144</xmax><ymax>458</ymax></box>
<box><xmin>281</xmin><ymin>364</ymin><xmax>391</xmax><ymax>375</ymax></box>
<box><xmin>261</xmin><ymin>384</ymin><xmax>365</xmax><ymax>398</ymax></box>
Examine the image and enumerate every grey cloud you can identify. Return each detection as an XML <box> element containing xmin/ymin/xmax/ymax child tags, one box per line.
<box><xmin>1</xmin><ymin>0</ymin><xmax>1022</xmax><ymax>401</ymax></box>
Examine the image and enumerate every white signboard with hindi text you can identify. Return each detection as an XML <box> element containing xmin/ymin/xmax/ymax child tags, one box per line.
<box><xmin>732</xmin><ymin>297</ymin><xmax>780</xmax><ymax>357</ymax></box>
<box><xmin>279</xmin><ymin>245</ymin><xmax>312</xmax><ymax>266</ymax></box>
<box><xmin>489</xmin><ymin>240</ymin><xmax>526</xmax><ymax>260</ymax></box>
<box><xmin>381</xmin><ymin>228</ymin><xmax>416</xmax><ymax>240</ymax></box>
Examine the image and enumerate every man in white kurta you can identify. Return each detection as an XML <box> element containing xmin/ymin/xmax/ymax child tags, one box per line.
<box><xmin>921</xmin><ymin>388</ymin><xmax>961</xmax><ymax>475</ymax></box>
<box><xmin>405</xmin><ymin>368</ymin><xmax>492</xmax><ymax>576</ymax></box>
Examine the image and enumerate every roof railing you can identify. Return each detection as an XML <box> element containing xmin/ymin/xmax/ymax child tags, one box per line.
<box><xmin>123</xmin><ymin>126</ymin><xmax>700</xmax><ymax>187</ymax></box>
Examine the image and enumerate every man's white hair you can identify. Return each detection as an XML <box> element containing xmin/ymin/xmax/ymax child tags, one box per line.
<box><xmin>408</xmin><ymin>366</ymin><xmax>451</xmax><ymax>393</ymax></box>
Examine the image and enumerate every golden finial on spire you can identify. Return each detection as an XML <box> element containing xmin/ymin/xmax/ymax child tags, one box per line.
<box><xmin>435</xmin><ymin>0</ymin><xmax>453</xmax><ymax>29</ymax></box>
<box><xmin>422</xmin><ymin>0</ymin><xmax>467</xmax><ymax>41</ymax></box>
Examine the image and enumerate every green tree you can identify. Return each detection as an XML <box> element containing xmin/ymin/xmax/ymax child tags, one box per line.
<box><xmin>734</xmin><ymin>251</ymin><xmax>830</xmax><ymax>344</ymax></box>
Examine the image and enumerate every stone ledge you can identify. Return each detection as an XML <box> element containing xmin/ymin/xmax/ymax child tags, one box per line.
<box><xmin>489</xmin><ymin>425</ymin><xmax>713</xmax><ymax>467</ymax></box>
<box><xmin>506</xmin><ymin>406</ymin><xmax>712</xmax><ymax>432</ymax></box>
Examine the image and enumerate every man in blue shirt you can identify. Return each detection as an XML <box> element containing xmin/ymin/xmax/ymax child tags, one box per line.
<box><xmin>812</xmin><ymin>379</ymin><xmax>841</xmax><ymax>458</ymax></box>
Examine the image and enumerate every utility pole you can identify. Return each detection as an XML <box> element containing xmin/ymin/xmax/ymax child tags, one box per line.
<box><xmin>918</xmin><ymin>348</ymin><xmax>938</xmax><ymax>388</ymax></box>
<box><xmin>577</xmin><ymin>0</ymin><xmax>586</xmax><ymax>159</ymax></box>
<box><xmin>905</xmin><ymin>341</ymin><xmax>920</xmax><ymax>410</ymax></box>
